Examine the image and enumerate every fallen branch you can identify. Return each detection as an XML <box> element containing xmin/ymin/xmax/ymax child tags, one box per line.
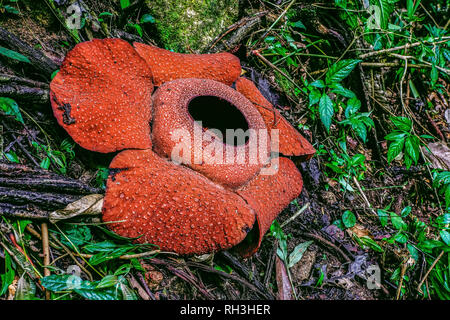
<box><xmin>0</xmin><ymin>27</ymin><xmax>59</xmax><ymax>78</ymax></box>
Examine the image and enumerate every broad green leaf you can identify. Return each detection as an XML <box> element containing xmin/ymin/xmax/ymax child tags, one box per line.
<box><xmin>390</xmin><ymin>116</ymin><xmax>412</xmax><ymax>132</ymax></box>
<box><xmin>319</xmin><ymin>93</ymin><xmax>334</xmax><ymax>131</ymax></box>
<box><xmin>289</xmin><ymin>20</ymin><xmax>305</xmax><ymax>29</ymax></box>
<box><xmin>4</xmin><ymin>151</ymin><xmax>19</xmax><ymax>163</ymax></box>
<box><xmin>0</xmin><ymin>97</ymin><xmax>24</xmax><ymax>123</ymax></box>
<box><xmin>390</xmin><ymin>212</ymin><xmax>407</xmax><ymax>230</ymax></box>
<box><xmin>405</xmin><ymin>135</ymin><xmax>420</xmax><ymax>164</ymax></box>
<box><xmin>342</xmin><ymin>210</ymin><xmax>356</xmax><ymax>228</ymax></box>
<box><xmin>352</xmin><ymin>121</ymin><xmax>367</xmax><ymax>142</ymax></box>
<box><xmin>407</xmin><ymin>244</ymin><xmax>419</xmax><ymax>263</ymax></box>
<box><xmin>287</xmin><ymin>241</ymin><xmax>313</xmax><ymax>268</ymax></box>
<box><xmin>310</xmin><ymin>79</ymin><xmax>325</xmax><ymax>88</ymax></box>
<box><xmin>120</xmin><ymin>0</ymin><xmax>130</xmax><ymax>9</ymax></box>
<box><xmin>330</xmin><ymin>83</ymin><xmax>356</xmax><ymax>98</ymax></box>
<box><xmin>360</xmin><ymin>236</ymin><xmax>384</xmax><ymax>252</ymax></box>
<box><xmin>0</xmin><ymin>46</ymin><xmax>31</xmax><ymax>63</ymax></box>
<box><xmin>401</xmin><ymin>206</ymin><xmax>412</xmax><ymax>217</ymax></box>
<box><xmin>309</xmin><ymin>88</ymin><xmax>321</xmax><ymax>106</ymax></box>
<box><xmin>140</xmin><ymin>14</ymin><xmax>155</xmax><ymax>23</ymax></box>
<box><xmin>0</xmin><ymin>252</ymin><xmax>15</xmax><ymax>296</ymax></box>
<box><xmin>325</xmin><ymin>59</ymin><xmax>361</xmax><ymax>84</ymax></box>
<box><xmin>370</xmin><ymin>0</ymin><xmax>397</xmax><ymax>29</ymax></box>
<box><xmin>385</xmin><ymin>132</ymin><xmax>407</xmax><ymax>141</ymax></box>
<box><xmin>387</xmin><ymin>138</ymin><xmax>405</xmax><ymax>163</ymax></box>
<box><xmin>377</xmin><ymin>209</ymin><xmax>389</xmax><ymax>227</ymax></box>
<box><xmin>440</xmin><ymin>230</ymin><xmax>450</xmax><ymax>246</ymax></box>
<box><xmin>345</xmin><ymin>97</ymin><xmax>361</xmax><ymax>117</ymax></box>
<box><xmin>393</xmin><ymin>232</ymin><xmax>408</xmax><ymax>244</ymax></box>
<box><xmin>119</xmin><ymin>282</ymin><xmax>138</xmax><ymax>300</ymax></box>
<box><xmin>96</xmin><ymin>275</ymin><xmax>118</xmax><ymax>289</ymax></box>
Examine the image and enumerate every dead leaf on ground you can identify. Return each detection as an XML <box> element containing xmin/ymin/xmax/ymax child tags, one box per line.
<box><xmin>422</xmin><ymin>141</ymin><xmax>450</xmax><ymax>171</ymax></box>
<box><xmin>48</xmin><ymin>194</ymin><xmax>103</xmax><ymax>223</ymax></box>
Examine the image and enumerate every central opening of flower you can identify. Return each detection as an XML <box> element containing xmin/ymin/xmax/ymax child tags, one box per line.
<box><xmin>188</xmin><ymin>96</ymin><xmax>250</xmax><ymax>146</ymax></box>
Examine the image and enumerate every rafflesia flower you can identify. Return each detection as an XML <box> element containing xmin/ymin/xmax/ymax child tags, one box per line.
<box><xmin>50</xmin><ymin>38</ymin><xmax>315</xmax><ymax>257</ymax></box>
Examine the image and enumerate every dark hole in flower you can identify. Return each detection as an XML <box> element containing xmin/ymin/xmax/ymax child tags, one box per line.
<box><xmin>188</xmin><ymin>96</ymin><xmax>250</xmax><ymax>146</ymax></box>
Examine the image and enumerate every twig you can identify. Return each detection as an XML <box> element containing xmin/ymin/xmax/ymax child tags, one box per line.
<box><xmin>41</xmin><ymin>222</ymin><xmax>51</xmax><ymax>300</ymax></box>
<box><xmin>135</xmin><ymin>272</ymin><xmax>157</xmax><ymax>300</ymax></box>
<box><xmin>251</xmin><ymin>49</ymin><xmax>303</xmax><ymax>92</ymax></box>
<box><xmin>396</xmin><ymin>259</ymin><xmax>408</xmax><ymax>300</ymax></box>
<box><xmin>352</xmin><ymin>176</ymin><xmax>376</xmax><ymax>215</ymax></box>
<box><xmin>49</xmin><ymin>233</ymin><xmax>94</xmax><ymax>282</ymax></box>
<box><xmin>301</xmin><ymin>232</ymin><xmax>352</xmax><ymax>263</ymax></box>
<box><xmin>0</xmin><ymin>27</ymin><xmax>59</xmax><ymax>78</ymax></box>
<box><xmin>358</xmin><ymin>37</ymin><xmax>450</xmax><ymax>59</ymax></box>
<box><xmin>417</xmin><ymin>250</ymin><xmax>445</xmax><ymax>294</ymax></box>
<box><xmin>251</xmin><ymin>0</ymin><xmax>297</xmax><ymax>50</ymax></box>
<box><xmin>281</xmin><ymin>203</ymin><xmax>310</xmax><ymax>228</ymax></box>
<box><xmin>186</xmin><ymin>260</ymin><xmax>273</xmax><ymax>299</ymax></box>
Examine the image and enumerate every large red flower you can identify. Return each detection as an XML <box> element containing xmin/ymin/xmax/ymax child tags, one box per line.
<box><xmin>50</xmin><ymin>38</ymin><xmax>315</xmax><ymax>256</ymax></box>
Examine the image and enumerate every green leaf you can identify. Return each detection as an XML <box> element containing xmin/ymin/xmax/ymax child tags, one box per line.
<box><xmin>287</xmin><ymin>241</ymin><xmax>313</xmax><ymax>268</ymax></box>
<box><xmin>310</xmin><ymin>80</ymin><xmax>325</xmax><ymax>88</ymax></box>
<box><xmin>308</xmin><ymin>88</ymin><xmax>321</xmax><ymax>106</ymax></box>
<box><xmin>289</xmin><ymin>20</ymin><xmax>305</xmax><ymax>30</ymax></box>
<box><xmin>405</xmin><ymin>135</ymin><xmax>420</xmax><ymax>164</ymax></box>
<box><xmin>345</xmin><ymin>97</ymin><xmax>361</xmax><ymax>117</ymax></box>
<box><xmin>352</xmin><ymin>121</ymin><xmax>367</xmax><ymax>142</ymax></box>
<box><xmin>387</xmin><ymin>137</ymin><xmax>405</xmax><ymax>163</ymax></box>
<box><xmin>377</xmin><ymin>209</ymin><xmax>389</xmax><ymax>227</ymax></box>
<box><xmin>390</xmin><ymin>116</ymin><xmax>412</xmax><ymax>132</ymax></box>
<box><xmin>3</xmin><ymin>5</ymin><xmax>19</xmax><ymax>14</ymax></box>
<box><xmin>319</xmin><ymin>93</ymin><xmax>334</xmax><ymax>131</ymax></box>
<box><xmin>330</xmin><ymin>83</ymin><xmax>355</xmax><ymax>98</ymax></box>
<box><xmin>440</xmin><ymin>230</ymin><xmax>450</xmax><ymax>246</ymax></box>
<box><xmin>371</xmin><ymin>0</ymin><xmax>397</xmax><ymax>29</ymax></box>
<box><xmin>393</xmin><ymin>232</ymin><xmax>408</xmax><ymax>244</ymax></box>
<box><xmin>407</xmin><ymin>244</ymin><xmax>419</xmax><ymax>263</ymax></box>
<box><xmin>360</xmin><ymin>236</ymin><xmax>384</xmax><ymax>252</ymax></box>
<box><xmin>140</xmin><ymin>14</ymin><xmax>155</xmax><ymax>23</ymax></box>
<box><xmin>390</xmin><ymin>212</ymin><xmax>407</xmax><ymax>230</ymax></box>
<box><xmin>0</xmin><ymin>252</ymin><xmax>15</xmax><ymax>296</ymax></box>
<box><xmin>96</xmin><ymin>275</ymin><xmax>118</xmax><ymax>289</ymax></box>
<box><xmin>99</xmin><ymin>12</ymin><xmax>113</xmax><ymax>17</ymax></box>
<box><xmin>60</xmin><ymin>225</ymin><xmax>92</xmax><ymax>250</ymax></box>
<box><xmin>0</xmin><ymin>46</ymin><xmax>31</xmax><ymax>63</ymax></box>
<box><xmin>385</xmin><ymin>132</ymin><xmax>407</xmax><ymax>141</ymax></box>
<box><xmin>400</xmin><ymin>206</ymin><xmax>412</xmax><ymax>217</ymax></box>
<box><xmin>342</xmin><ymin>210</ymin><xmax>356</xmax><ymax>228</ymax></box>
<box><xmin>325</xmin><ymin>59</ymin><xmax>361</xmax><ymax>84</ymax></box>
<box><xmin>0</xmin><ymin>97</ymin><xmax>24</xmax><ymax>123</ymax></box>
<box><xmin>50</xmin><ymin>69</ymin><xmax>59</xmax><ymax>80</ymax></box>
<box><xmin>41</xmin><ymin>274</ymin><xmax>119</xmax><ymax>300</ymax></box>
<box><xmin>4</xmin><ymin>151</ymin><xmax>19</xmax><ymax>163</ymax></box>
<box><xmin>120</xmin><ymin>0</ymin><xmax>130</xmax><ymax>9</ymax></box>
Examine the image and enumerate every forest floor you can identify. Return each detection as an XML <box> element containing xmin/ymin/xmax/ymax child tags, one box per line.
<box><xmin>0</xmin><ymin>0</ymin><xmax>449</xmax><ymax>300</ymax></box>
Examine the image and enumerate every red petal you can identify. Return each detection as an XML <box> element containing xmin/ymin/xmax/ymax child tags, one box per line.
<box><xmin>133</xmin><ymin>42</ymin><xmax>241</xmax><ymax>86</ymax></box>
<box><xmin>50</xmin><ymin>38</ymin><xmax>153</xmax><ymax>153</ymax></box>
<box><xmin>235</xmin><ymin>157</ymin><xmax>303</xmax><ymax>257</ymax></box>
<box><xmin>102</xmin><ymin>149</ymin><xmax>256</xmax><ymax>255</ymax></box>
<box><xmin>235</xmin><ymin>77</ymin><xmax>315</xmax><ymax>159</ymax></box>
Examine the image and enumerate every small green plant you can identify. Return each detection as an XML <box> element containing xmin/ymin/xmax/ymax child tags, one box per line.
<box><xmin>385</xmin><ymin>116</ymin><xmax>431</xmax><ymax>169</ymax></box>
<box><xmin>1</xmin><ymin>0</ymin><xmax>19</xmax><ymax>15</ymax></box>
<box><xmin>324</xmin><ymin>144</ymin><xmax>367</xmax><ymax>192</ymax></box>
<box><xmin>31</xmin><ymin>139</ymin><xmax>75</xmax><ymax>174</ymax></box>
<box><xmin>305</xmin><ymin>59</ymin><xmax>363</xmax><ymax>133</ymax></box>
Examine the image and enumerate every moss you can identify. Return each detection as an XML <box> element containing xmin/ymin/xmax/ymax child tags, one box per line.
<box><xmin>145</xmin><ymin>0</ymin><xmax>239</xmax><ymax>53</ymax></box>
